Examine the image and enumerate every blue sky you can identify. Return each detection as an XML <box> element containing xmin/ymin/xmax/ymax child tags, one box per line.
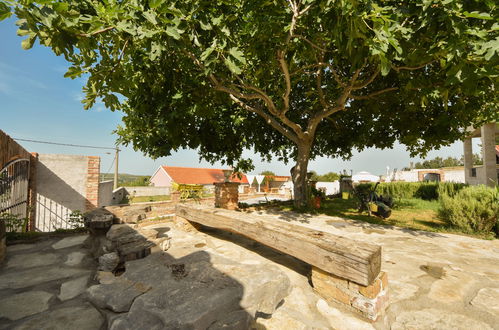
<box><xmin>0</xmin><ymin>16</ymin><xmax>474</xmax><ymax>177</ymax></box>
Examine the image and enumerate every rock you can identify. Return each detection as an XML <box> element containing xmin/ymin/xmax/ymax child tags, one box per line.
<box><xmin>470</xmin><ymin>287</ymin><xmax>499</xmax><ymax>315</ymax></box>
<box><xmin>7</xmin><ymin>252</ymin><xmax>59</xmax><ymax>269</ymax></box>
<box><xmin>156</xmin><ymin>237</ymin><xmax>171</xmax><ymax>251</ymax></box>
<box><xmin>13</xmin><ymin>303</ymin><xmax>104</xmax><ymax>330</ymax></box>
<box><xmin>207</xmin><ymin>310</ymin><xmax>252</xmax><ymax>330</ymax></box>
<box><xmin>0</xmin><ymin>267</ymin><xmax>90</xmax><ymax>290</ymax></box>
<box><xmin>428</xmin><ymin>269</ymin><xmax>475</xmax><ymax>303</ymax></box>
<box><xmin>106</xmin><ymin>224</ymin><xmax>137</xmax><ymax>241</ymax></box>
<box><xmin>316</xmin><ymin>299</ymin><xmax>375</xmax><ymax>330</ymax></box>
<box><xmin>108</xmin><ymin>250</ymin><xmax>291</xmax><ymax>329</ymax></box>
<box><xmin>84</xmin><ymin>208</ymin><xmax>115</xmax><ymax>229</ymax></box>
<box><xmin>391</xmin><ymin>308</ymin><xmax>492</xmax><ymax>330</ymax></box>
<box><xmin>95</xmin><ymin>271</ymin><xmax>117</xmax><ymax>284</ymax></box>
<box><xmin>0</xmin><ymin>291</ymin><xmax>53</xmax><ymax>321</ymax></box>
<box><xmin>58</xmin><ymin>275</ymin><xmax>89</xmax><ymax>301</ymax></box>
<box><xmin>99</xmin><ymin>252</ymin><xmax>120</xmax><ymax>271</ymax></box>
<box><xmin>87</xmin><ymin>279</ymin><xmax>151</xmax><ymax>313</ymax></box>
<box><xmin>64</xmin><ymin>251</ymin><xmax>87</xmax><ymax>267</ymax></box>
<box><xmin>6</xmin><ymin>244</ymin><xmax>34</xmax><ymax>252</ymax></box>
<box><xmin>51</xmin><ymin>235</ymin><xmax>88</xmax><ymax>250</ymax></box>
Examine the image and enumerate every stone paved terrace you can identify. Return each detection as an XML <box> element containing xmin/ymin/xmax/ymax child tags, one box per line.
<box><xmin>0</xmin><ymin>209</ymin><xmax>498</xmax><ymax>329</ymax></box>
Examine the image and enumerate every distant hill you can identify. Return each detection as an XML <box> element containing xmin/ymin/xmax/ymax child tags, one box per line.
<box><xmin>100</xmin><ymin>173</ymin><xmax>150</xmax><ymax>186</ymax></box>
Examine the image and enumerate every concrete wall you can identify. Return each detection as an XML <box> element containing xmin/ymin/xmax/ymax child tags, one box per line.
<box><xmin>98</xmin><ymin>180</ymin><xmax>114</xmax><ymax>207</ymax></box>
<box><xmin>442</xmin><ymin>169</ymin><xmax>465</xmax><ymax>183</ymax></box>
<box><xmin>150</xmin><ymin>167</ymin><xmax>172</xmax><ymax>187</ymax></box>
<box><xmin>35</xmin><ymin>154</ymin><xmax>99</xmax><ymax>232</ymax></box>
<box><xmin>124</xmin><ymin>186</ymin><xmax>171</xmax><ymax>197</ymax></box>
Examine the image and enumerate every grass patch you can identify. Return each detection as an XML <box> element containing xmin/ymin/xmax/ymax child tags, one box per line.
<box><xmin>281</xmin><ymin>197</ymin><xmax>495</xmax><ymax>240</ymax></box>
<box><xmin>130</xmin><ymin>195</ymin><xmax>171</xmax><ymax>203</ymax></box>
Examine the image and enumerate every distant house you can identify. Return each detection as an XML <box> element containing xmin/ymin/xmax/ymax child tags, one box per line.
<box><xmin>352</xmin><ymin>171</ymin><xmax>380</xmax><ymax>183</ymax></box>
<box><xmin>392</xmin><ymin>167</ymin><xmax>465</xmax><ymax>183</ymax></box>
<box><xmin>149</xmin><ymin>166</ymin><xmax>249</xmax><ymax>193</ymax></box>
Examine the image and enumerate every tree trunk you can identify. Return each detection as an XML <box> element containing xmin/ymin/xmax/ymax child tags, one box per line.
<box><xmin>291</xmin><ymin>143</ymin><xmax>312</xmax><ymax>208</ymax></box>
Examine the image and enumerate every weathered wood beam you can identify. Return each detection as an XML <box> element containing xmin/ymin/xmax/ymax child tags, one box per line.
<box><xmin>175</xmin><ymin>204</ymin><xmax>381</xmax><ymax>286</ymax></box>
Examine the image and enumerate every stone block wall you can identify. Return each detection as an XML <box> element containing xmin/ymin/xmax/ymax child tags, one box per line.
<box><xmin>311</xmin><ymin>267</ymin><xmax>389</xmax><ymax>321</ymax></box>
<box><xmin>214</xmin><ymin>182</ymin><xmax>239</xmax><ymax>210</ymax></box>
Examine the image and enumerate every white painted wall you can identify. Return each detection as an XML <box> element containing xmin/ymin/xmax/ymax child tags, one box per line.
<box><xmin>443</xmin><ymin>169</ymin><xmax>465</xmax><ymax>183</ymax></box>
<box><xmin>316</xmin><ymin>181</ymin><xmax>340</xmax><ymax>195</ymax></box>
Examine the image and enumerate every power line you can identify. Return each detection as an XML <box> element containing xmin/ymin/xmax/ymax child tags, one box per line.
<box><xmin>14</xmin><ymin>138</ymin><xmax>118</xmax><ymax>151</ymax></box>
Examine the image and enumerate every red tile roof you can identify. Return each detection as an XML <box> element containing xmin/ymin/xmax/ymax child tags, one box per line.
<box><xmin>162</xmin><ymin>166</ymin><xmax>248</xmax><ymax>185</ymax></box>
<box><xmin>496</xmin><ymin>145</ymin><xmax>499</xmax><ymax>157</ymax></box>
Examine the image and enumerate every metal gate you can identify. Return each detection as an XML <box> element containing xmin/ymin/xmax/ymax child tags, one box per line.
<box><xmin>0</xmin><ymin>158</ymin><xmax>30</xmax><ymax>232</ymax></box>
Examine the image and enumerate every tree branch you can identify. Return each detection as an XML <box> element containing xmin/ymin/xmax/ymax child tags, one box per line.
<box><xmin>352</xmin><ymin>69</ymin><xmax>379</xmax><ymax>90</ymax></box>
<box><xmin>392</xmin><ymin>60</ymin><xmax>435</xmax><ymax>72</ymax></box>
<box><xmin>229</xmin><ymin>95</ymin><xmax>299</xmax><ymax>144</ymax></box>
<box><xmin>350</xmin><ymin>87</ymin><xmax>398</xmax><ymax>100</ymax></box>
<box><xmin>78</xmin><ymin>26</ymin><xmax>115</xmax><ymax>37</ymax></box>
<box><xmin>277</xmin><ymin>50</ymin><xmax>292</xmax><ymax>114</ymax></box>
<box><xmin>291</xmin><ymin>35</ymin><xmax>327</xmax><ymax>52</ymax></box>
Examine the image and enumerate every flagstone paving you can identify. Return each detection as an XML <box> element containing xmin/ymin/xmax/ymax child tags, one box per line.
<box><xmin>0</xmin><ymin>211</ymin><xmax>498</xmax><ymax>330</ymax></box>
<box><xmin>0</xmin><ymin>234</ymin><xmax>103</xmax><ymax>330</ymax></box>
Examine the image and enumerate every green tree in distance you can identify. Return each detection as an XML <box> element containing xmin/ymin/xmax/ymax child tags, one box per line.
<box><xmin>2</xmin><ymin>0</ymin><xmax>497</xmax><ymax>206</ymax></box>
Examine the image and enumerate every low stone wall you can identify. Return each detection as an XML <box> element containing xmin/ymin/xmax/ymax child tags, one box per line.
<box><xmin>124</xmin><ymin>186</ymin><xmax>171</xmax><ymax>197</ymax></box>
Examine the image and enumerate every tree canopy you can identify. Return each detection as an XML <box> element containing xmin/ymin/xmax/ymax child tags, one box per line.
<box><xmin>2</xmin><ymin>0</ymin><xmax>497</xmax><ymax>205</ymax></box>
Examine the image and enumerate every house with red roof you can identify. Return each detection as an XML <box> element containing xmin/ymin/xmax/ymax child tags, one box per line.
<box><xmin>150</xmin><ymin>166</ymin><xmax>249</xmax><ymax>193</ymax></box>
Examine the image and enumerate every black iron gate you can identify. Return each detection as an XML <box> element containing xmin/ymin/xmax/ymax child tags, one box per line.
<box><xmin>0</xmin><ymin>158</ymin><xmax>30</xmax><ymax>232</ymax></box>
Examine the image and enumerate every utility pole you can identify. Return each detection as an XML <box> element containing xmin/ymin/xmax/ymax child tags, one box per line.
<box><xmin>114</xmin><ymin>147</ymin><xmax>120</xmax><ymax>190</ymax></box>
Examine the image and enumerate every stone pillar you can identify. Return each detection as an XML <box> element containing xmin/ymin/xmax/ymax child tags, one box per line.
<box><xmin>85</xmin><ymin>156</ymin><xmax>101</xmax><ymax>210</ymax></box>
<box><xmin>214</xmin><ymin>182</ymin><xmax>240</xmax><ymax>210</ymax></box>
<box><xmin>481</xmin><ymin>123</ymin><xmax>497</xmax><ymax>187</ymax></box>
<box><xmin>311</xmin><ymin>267</ymin><xmax>389</xmax><ymax>322</ymax></box>
<box><xmin>0</xmin><ymin>219</ymin><xmax>5</xmax><ymax>263</ymax></box>
<box><xmin>463</xmin><ymin>137</ymin><xmax>473</xmax><ymax>184</ymax></box>
<box><xmin>171</xmin><ymin>191</ymin><xmax>180</xmax><ymax>204</ymax></box>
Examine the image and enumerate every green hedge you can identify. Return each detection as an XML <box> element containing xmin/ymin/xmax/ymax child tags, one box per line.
<box><xmin>355</xmin><ymin>182</ymin><xmax>467</xmax><ymax>200</ymax></box>
<box><xmin>438</xmin><ymin>185</ymin><xmax>499</xmax><ymax>234</ymax></box>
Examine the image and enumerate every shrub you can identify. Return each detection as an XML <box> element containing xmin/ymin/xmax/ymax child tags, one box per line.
<box><xmin>438</xmin><ymin>185</ymin><xmax>499</xmax><ymax>233</ymax></box>
<box><xmin>353</xmin><ymin>182</ymin><xmax>466</xmax><ymax>200</ymax></box>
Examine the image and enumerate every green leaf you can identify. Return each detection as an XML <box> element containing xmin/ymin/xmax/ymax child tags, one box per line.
<box><xmin>143</xmin><ymin>10</ymin><xmax>158</xmax><ymax>25</ymax></box>
<box><xmin>165</xmin><ymin>26</ymin><xmax>182</xmax><ymax>40</ymax></box>
<box><xmin>224</xmin><ymin>57</ymin><xmax>242</xmax><ymax>74</ymax></box>
<box><xmin>64</xmin><ymin>66</ymin><xmax>84</xmax><ymax>79</ymax></box>
<box><xmin>200</xmin><ymin>21</ymin><xmax>212</xmax><ymax>30</ymax></box>
<box><xmin>200</xmin><ymin>47</ymin><xmax>214</xmax><ymax>61</ymax></box>
<box><xmin>149</xmin><ymin>0</ymin><xmax>162</xmax><ymax>9</ymax></box>
<box><xmin>229</xmin><ymin>47</ymin><xmax>246</xmax><ymax>64</ymax></box>
<box><xmin>21</xmin><ymin>36</ymin><xmax>35</xmax><ymax>50</ymax></box>
<box><xmin>463</xmin><ymin>11</ymin><xmax>493</xmax><ymax>20</ymax></box>
<box><xmin>0</xmin><ymin>2</ymin><xmax>11</xmax><ymax>21</ymax></box>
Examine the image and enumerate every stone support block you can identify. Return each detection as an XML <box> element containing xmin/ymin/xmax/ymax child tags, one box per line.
<box><xmin>214</xmin><ymin>182</ymin><xmax>240</xmax><ymax>210</ymax></box>
<box><xmin>311</xmin><ymin>267</ymin><xmax>389</xmax><ymax>321</ymax></box>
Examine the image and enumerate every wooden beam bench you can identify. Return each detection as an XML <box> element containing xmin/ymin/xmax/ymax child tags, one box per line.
<box><xmin>175</xmin><ymin>204</ymin><xmax>381</xmax><ymax>286</ymax></box>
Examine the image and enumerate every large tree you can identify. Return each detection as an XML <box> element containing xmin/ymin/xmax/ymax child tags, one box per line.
<box><xmin>2</xmin><ymin>0</ymin><xmax>497</xmax><ymax>206</ymax></box>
